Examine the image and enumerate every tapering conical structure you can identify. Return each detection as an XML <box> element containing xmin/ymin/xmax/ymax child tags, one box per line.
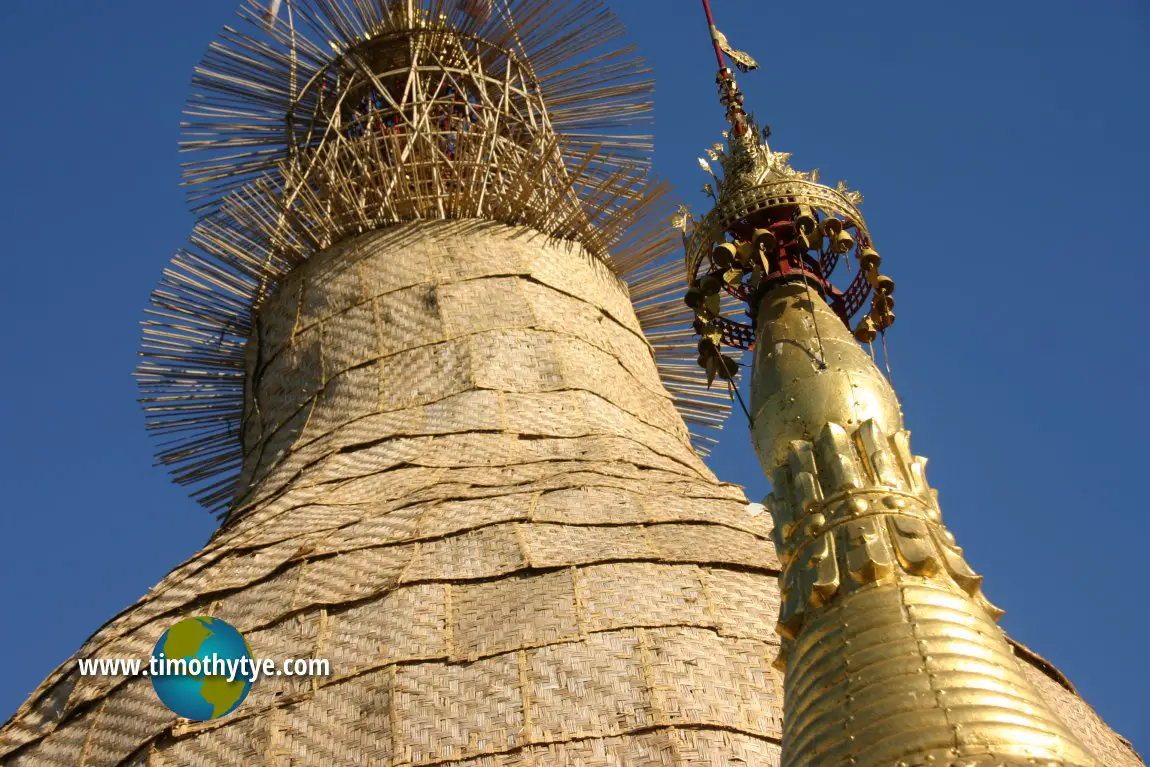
<box><xmin>0</xmin><ymin>2</ymin><xmax>1143</xmax><ymax>766</ymax></box>
<box><xmin>1</xmin><ymin>1</ymin><xmax>779</xmax><ymax>764</ymax></box>
<box><xmin>677</xmin><ymin>28</ymin><xmax>1145</xmax><ymax>767</ymax></box>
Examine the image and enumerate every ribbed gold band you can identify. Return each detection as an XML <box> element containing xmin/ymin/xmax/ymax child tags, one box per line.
<box><xmin>750</xmin><ymin>283</ymin><xmax>1096</xmax><ymax>767</ymax></box>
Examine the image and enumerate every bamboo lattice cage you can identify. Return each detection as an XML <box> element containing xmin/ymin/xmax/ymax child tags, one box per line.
<box><xmin>139</xmin><ymin>0</ymin><xmax>740</xmax><ymax>515</ymax></box>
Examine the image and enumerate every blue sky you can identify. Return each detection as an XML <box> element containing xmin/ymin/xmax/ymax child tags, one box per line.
<box><xmin>0</xmin><ymin>0</ymin><xmax>1146</xmax><ymax>753</ymax></box>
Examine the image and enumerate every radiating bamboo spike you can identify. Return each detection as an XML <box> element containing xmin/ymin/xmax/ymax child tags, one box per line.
<box><xmin>142</xmin><ymin>0</ymin><xmax>734</xmax><ymax>515</ymax></box>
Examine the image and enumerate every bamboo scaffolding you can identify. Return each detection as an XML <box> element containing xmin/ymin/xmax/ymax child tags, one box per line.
<box><xmin>140</xmin><ymin>0</ymin><xmax>735</xmax><ymax>515</ymax></box>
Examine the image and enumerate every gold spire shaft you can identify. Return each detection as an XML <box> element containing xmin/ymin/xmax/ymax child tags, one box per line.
<box><xmin>751</xmin><ymin>282</ymin><xmax>1096</xmax><ymax>767</ymax></box>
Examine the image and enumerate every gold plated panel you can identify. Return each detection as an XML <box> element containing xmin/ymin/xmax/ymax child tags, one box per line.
<box><xmin>750</xmin><ymin>282</ymin><xmax>1097</xmax><ymax>767</ymax></box>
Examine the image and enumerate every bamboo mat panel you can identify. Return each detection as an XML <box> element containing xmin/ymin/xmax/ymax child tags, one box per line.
<box><xmin>3</xmin><ymin>224</ymin><xmax>1140</xmax><ymax>767</ymax></box>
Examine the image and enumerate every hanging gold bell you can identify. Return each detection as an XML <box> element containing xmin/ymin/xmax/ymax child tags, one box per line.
<box><xmin>871</xmin><ymin>274</ymin><xmax>895</xmax><ymax>294</ymax></box>
<box><xmin>831</xmin><ymin>229</ymin><xmax>855</xmax><ymax>255</ymax></box>
<box><xmin>698</xmin><ymin>322</ymin><xmax>723</xmax><ymax>351</ymax></box>
<box><xmin>712</xmin><ymin>242</ymin><xmax>737</xmax><ymax>269</ymax></box>
<box><xmin>859</xmin><ymin>247</ymin><xmax>881</xmax><ymax>273</ymax></box>
<box><xmin>699</xmin><ymin>274</ymin><xmax>723</xmax><ymax>295</ymax></box>
<box><xmin>735</xmin><ymin>241</ymin><xmax>756</xmax><ymax>267</ymax></box>
<box><xmin>753</xmin><ymin>228</ymin><xmax>778</xmax><ymax>256</ymax></box>
<box><xmin>717</xmin><ymin>354</ymin><xmax>739</xmax><ymax>381</ymax></box>
<box><xmin>871</xmin><ymin>292</ymin><xmax>894</xmax><ymax>312</ymax></box>
<box><xmin>854</xmin><ymin>315</ymin><xmax>878</xmax><ymax>343</ymax></box>
<box><xmin>821</xmin><ymin>217</ymin><xmax>843</xmax><ymax>238</ymax></box>
<box><xmin>704</xmin><ymin>354</ymin><xmax>720</xmax><ymax>386</ymax></box>
<box><xmin>795</xmin><ymin>231</ymin><xmax>819</xmax><ymax>252</ymax></box>
<box><xmin>698</xmin><ymin>339</ymin><xmax>730</xmax><ymax>386</ymax></box>
<box><xmin>752</xmin><ymin>230</ymin><xmax>778</xmax><ymax>270</ymax></box>
<box><xmin>696</xmin><ymin>275</ymin><xmax>722</xmax><ymax>319</ymax></box>
<box><xmin>703</xmin><ymin>292</ymin><xmax>721</xmax><ymax>319</ymax></box>
<box><xmin>684</xmin><ymin>286</ymin><xmax>703</xmax><ymax>309</ymax></box>
<box><xmin>794</xmin><ymin>205</ymin><xmax>817</xmax><ymax>235</ymax></box>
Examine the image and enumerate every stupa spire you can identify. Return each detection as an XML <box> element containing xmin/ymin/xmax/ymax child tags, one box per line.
<box><xmin>678</xmin><ymin>3</ymin><xmax>1110</xmax><ymax>766</ymax></box>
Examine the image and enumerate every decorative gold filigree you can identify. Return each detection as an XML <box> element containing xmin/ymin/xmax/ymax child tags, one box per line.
<box><xmin>709</xmin><ymin>25</ymin><xmax>760</xmax><ymax>73</ymax></box>
<box><xmin>835</xmin><ymin>179</ymin><xmax>864</xmax><ymax>205</ymax></box>
<box><xmin>683</xmin><ymin>114</ymin><xmax>869</xmax><ymax>284</ymax></box>
<box><xmin>672</xmin><ymin>203</ymin><xmax>696</xmax><ymax>235</ymax></box>
<box><xmin>767</xmin><ymin>419</ymin><xmax>1004</xmax><ymax>642</ymax></box>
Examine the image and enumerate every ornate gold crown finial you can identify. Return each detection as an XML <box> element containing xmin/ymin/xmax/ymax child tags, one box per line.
<box><xmin>683</xmin><ymin>2</ymin><xmax>890</xmax><ymax>381</ymax></box>
<box><xmin>681</xmin><ymin>111</ymin><xmax>888</xmax><ymax>376</ymax></box>
<box><xmin>700</xmin><ymin>114</ymin><xmax>863</xmax><ymax>208</ymax></box>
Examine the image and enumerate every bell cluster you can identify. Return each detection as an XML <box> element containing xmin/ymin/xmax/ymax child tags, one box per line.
<box><xmin>792</xmin><ymin>206</ymin><xmax>853</xmax><ymax>255</ymax></box>
<box><xmin>684</xmin><ymin>278</ymin><xmax>739</xmax><ymax>385</ymax></box>
<box><xmin>852</xmin><ymin>248</ymin><xmax>895</xmax><ymax>343</ymax></box>
<box><xmin>789</xmin><ymin>206</ymin><xmax>896</xmax><ymax>342</ymax></box>
<box><xmin>684</xmin><ymin>202</ymin><xmax>897</xmax><ymax>380</ymax></box>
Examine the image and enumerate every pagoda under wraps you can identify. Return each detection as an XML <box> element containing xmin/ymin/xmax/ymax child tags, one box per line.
<box><xmin>0</xmin><ymin>2</ymin><xmax>1141</xmax><ymax>766</ymax></box>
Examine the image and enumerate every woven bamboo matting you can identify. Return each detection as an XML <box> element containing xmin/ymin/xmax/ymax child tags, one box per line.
<box><xmin>1</xmin><ymin>223</ymin><xmax>1141</xmax><ymax>766</ymax></box>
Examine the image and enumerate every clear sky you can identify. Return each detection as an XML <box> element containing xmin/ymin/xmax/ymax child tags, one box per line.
<box><xmin>0</xmin><ymin>0</ymin><xmax>1147</xmax><ymax>754</ymax></box>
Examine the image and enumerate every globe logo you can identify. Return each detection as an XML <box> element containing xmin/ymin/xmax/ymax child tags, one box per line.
<box><xmin>150</xmin><ymin>616</ymin><xmax>253</xmax><ymax>721</ymax></box>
